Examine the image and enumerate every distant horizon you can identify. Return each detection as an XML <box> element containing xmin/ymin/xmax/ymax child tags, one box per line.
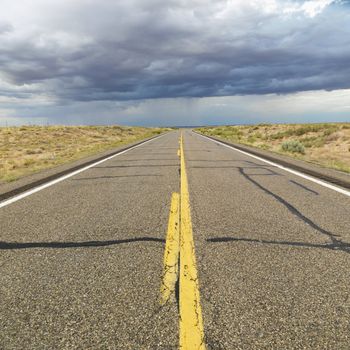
<box><xmin>1</xmin><ymin>1</ymin><xmax>350</xmax><ymax>126</ymax></box>
<box><xmin>2</xmin><ymin>120</ymin><xmax>350</xmax><ymax>129</ymax></box>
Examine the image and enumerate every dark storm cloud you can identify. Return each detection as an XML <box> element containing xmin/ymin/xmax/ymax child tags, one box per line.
<box><xmin>1</xmin><ymin>0</ymin><xmax>350</xmax><ymax>103</ymax></box>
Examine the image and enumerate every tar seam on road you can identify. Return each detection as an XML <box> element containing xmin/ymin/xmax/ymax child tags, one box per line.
<box><xmin>179</xmin><ymin>133</ymin><xmax>206</xmax><ymax>350</ymax></box>
<box><xmin>196</xmin><ymin>133</ymin><xmax>350</xmax><ymax>197</ymax></box>
<box><xmin>0</xmin><ymin>133</ymin><xmax>167</xmax><ymax>209</ymax></box>
<box><xmin>0</xmin><ymin>237</ymin><xmax>165</xmax><ymax>250</ymax></box>
<box><xmin>289</xmin><ymin>180</ymin><xmax>319</xmax><ymax>195</ymax></box>
<box><xmin>160</xmin><ymin>192</ymin><xmax>180</xmax><ymax>305</ymax></box>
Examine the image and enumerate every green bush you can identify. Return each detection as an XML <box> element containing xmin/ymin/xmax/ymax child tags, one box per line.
<box><xmin>269</xmin><ymin>132</ymin><xmax>286</xmax><ymax>140</ymax></box>
<box><xmin>259</xmin><ymin>143</ymin><xmax>271</xmax><ymax>150</ymax></box>
<box><xmin>300</xmin><ymin>136</ymin><xmax>325</xmax><ymax>148</ymax></box>
<box><xmin>247</xmin><ymin>135</ymin><xmax>256</xmax><ymax>143</ymax></box>
<box><xmin>281</xmin><ymin>140</ymin><xmax>305</xmax><ymax>154</ymax></box>
<box><xmin>323</xmin><ymin>127</ymin><xmax>338</xmax><ymax>136</ymax></box>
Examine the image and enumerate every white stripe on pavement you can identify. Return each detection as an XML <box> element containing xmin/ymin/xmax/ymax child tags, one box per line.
<box><xmin>197</xmin><ymin>133</ymin><xmax>350</xmax><ymax>198</ymax></box>
<box><xmin>0</xmin><ymin>133</ymin><xmax>168</xmax><ymax>209</ymax></box>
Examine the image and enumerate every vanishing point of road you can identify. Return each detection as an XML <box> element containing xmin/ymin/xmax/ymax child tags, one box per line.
<box><xmin>1</xmin><ymin>130</ymin><xmax>350</xmax><ymax>349</ymax></box>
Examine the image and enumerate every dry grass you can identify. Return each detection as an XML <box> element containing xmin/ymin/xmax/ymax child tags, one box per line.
<box><xmin>0</xmin><ymin>125</ymin><xmax>170</xmax><ymax>183</ymax></box>
<box><xmin>197</xmin><ymin>123</ymin><xmax>350</xmax><ymax>173</ymax></box>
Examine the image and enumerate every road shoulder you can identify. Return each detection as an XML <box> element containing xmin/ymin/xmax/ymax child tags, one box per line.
<box><xmin>195</xmin><ymin>131</ymin><xmax>350</xmax><ymax>190</ymax></box>
<box><xmin>0</xmin><ymin>132</ymin><xmax>168</xmax><ymax>202</ymax></box>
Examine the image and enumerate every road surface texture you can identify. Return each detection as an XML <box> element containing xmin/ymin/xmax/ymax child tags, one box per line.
<box><xmin>1</xmin><ymin>130</ymin><xmax>350</xmax><ymax>349</ymax></box>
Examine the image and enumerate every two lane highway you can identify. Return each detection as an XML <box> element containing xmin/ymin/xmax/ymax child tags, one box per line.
<box><xmin>1</xmin><ymin>130</ymin><xmax>350</xmax><ymax>349</ymax></box>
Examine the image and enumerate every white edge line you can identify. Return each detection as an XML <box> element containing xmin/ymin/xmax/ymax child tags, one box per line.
<box><xmin>0</xmin><ymin>133</ymin><xmax>167</xmax><ymax>209</ymax></box>
<box><xmin>197</xmin><ymin>133</ymin><xmax>350</xmax><ymax>198</ymax></box>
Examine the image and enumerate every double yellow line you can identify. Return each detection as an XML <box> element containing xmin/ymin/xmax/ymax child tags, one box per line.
<box><xmin>161</xmin><ymin>132</ymin><xmax>206</xmax><ymax>350</ymax></box>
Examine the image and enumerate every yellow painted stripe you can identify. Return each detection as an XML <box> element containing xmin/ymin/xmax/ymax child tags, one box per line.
<box><xmin>160</xmin><ymin>192</ymin><xmax>180</xmax><ymax>305</ymax></box>
<box><xmin>179</xmin><ymin>133</ymin><xmax>206</xmax><ymax>350</ymax></box>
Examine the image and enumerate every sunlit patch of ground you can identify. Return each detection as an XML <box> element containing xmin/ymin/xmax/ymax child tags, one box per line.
<box><xmin>0</xmin><ymin>125</ymin><xmax>170</xmax><ymax>183</ymax></box>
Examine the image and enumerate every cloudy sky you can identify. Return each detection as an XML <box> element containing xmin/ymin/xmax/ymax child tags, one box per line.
<box><xmin>0</xmin><ymin>0</ymin><xmax>349</xmax><ymax>126</ymax></box>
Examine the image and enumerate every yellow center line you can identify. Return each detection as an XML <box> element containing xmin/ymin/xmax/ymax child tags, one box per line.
<box><xmin>179</xmin><ymin>132</ymin><xmax>206</xmax><ymax>349</ymax></box>
<box><xmin>160</xmin><ymin>131</ymin><xmax>206</xmax><ymax>349</ymax></box>
<box><xmin>160</xmin><ymin>192</ymin><xmax>180</xmax><ymax>305</ymax></box>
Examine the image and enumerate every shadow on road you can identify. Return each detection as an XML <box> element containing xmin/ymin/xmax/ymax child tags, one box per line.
<box><xmin>189</xmin><ymin>165</ymin><xmax>282</xmax><ymax>178</ymax></box>
<box><xmin>72</xmin><ymin>174</ymin><xmax>163</xmax><ymax>180</ymax></box>
<box><xmin>113</xmin><ymin>158</ymin><xmax>178</xmax><ymax>161</ymax></box>
<box><xmin>94</xmin><ymin>164</ymin><xmax>178</xmax><ymax>168</ymax></box>
<box><xmin>0</xmin><ymin>237</ymin><xmax>165</xmax><ymax>250</ymax></box>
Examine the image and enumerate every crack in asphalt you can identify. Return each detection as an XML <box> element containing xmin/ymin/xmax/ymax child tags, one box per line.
<box><xmin>229</xmin><ymin>167</ymin><xmax>350</xmax><ymax>254</ymax></box>
<box><xmin>207</xmin><ymin>236</ymin><xmax>350</xmax><ymax>253</ymax></box>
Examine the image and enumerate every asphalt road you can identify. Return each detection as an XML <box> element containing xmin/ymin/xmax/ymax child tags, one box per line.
<box><xmin>1</xmin><ymin>130</ymin><xmax>350</xmax><ymax>349</ymax></box>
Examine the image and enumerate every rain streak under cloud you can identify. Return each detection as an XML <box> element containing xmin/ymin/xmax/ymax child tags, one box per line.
<box><xmin>0</xmin><ymin>0</ymin><xmax>350</xmax><ymax>125</ymax></box>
